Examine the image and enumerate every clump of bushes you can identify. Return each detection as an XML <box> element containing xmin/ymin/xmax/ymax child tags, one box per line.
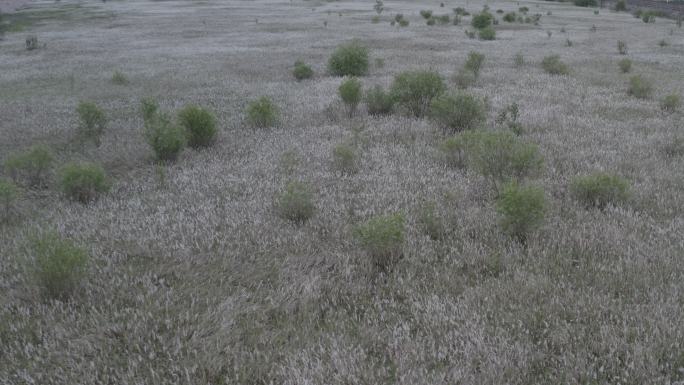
<box><xmin>618</xmin><ymin>58</ymin><xmax>632</xmax><ymax>73</ymax></box>
<box><xmin>570</xmin><ymin>173</ymin><xmax>629</xmax><ymax>209</ymax></box>
<box><xmin>429</xmin><ymin>92</ymin><xmax>486</xmax><ymax>132</ymax></box>
<box><xmin>420</xmin><ymin>9</ymin><xmax>433</xmax><ymax>19</ymax></box>
<box><xmin>338</xmin><ymin>77</ymin><xmax>363</xmax><ymax>117</ymax></box>
<box><xmin>58</xmin><ymin>162</ymin><xmax>110</xmax><ymax>203</ymax></box>
<box><xmin>464</xmin><ymin>51</ymin><xmax>485</xmax><ymax>77</ymax></box>
<box><xmin>0</xmin><ymin>179</ymin><xmax>19</xmax><ymax>220</ymax></box>
<box><xmin>478</xmin><ymin>26</ymin><xmax>496</xmax><ymax>40</ymax></box>
<box><xmin>418</xmin><ymin>202</ymin><xmax>445</xmax><ymax>240</ymax></box>
<box><xmin>541</xmin><ymin>55</ymin><xmax>570</xmax><ymax>75</ymax></box>
<box><xmin>177</xmin><ymin>105</ymin><xmax>217</xmax><ymax>148</ymax></box>
<box><xmin>365</xmin><ymin>85</ymin><xmax>394</xmax><ymax>115</ymax></box>
<box><xmin>438</xmin><ymin>136</ymin><xmax>466</xmax><ymax>168</ymax></box>
<box><xmin>627</xmin><ymin>75</ymin><xmax>653</xmax><ymax>99</ymax></box>
<box><xmin>660</xmin><ymin>94</ymin><xmax>680</xmax><ymax>112</ymax></box>
<box><xmin>398</xmin><ymin>18</ymin><xmax>409</xmax><ymax>27</ymax></box>
<box><xmin>32</xmin><ymin>233</ymin><xmax>89</xmax><ymax>300</ymax></box>
<box><xmin>328</xmin><ymin>41</ymin><xmax>369</xmax><ymax>77</ymax></box>
<box><xmin>4</xmin><ymin>145</ymin><xmax>54</xmax><ymax>188</ymax></box>
<box><xmin>617</xmin><ymin>40</ymin><xmax>628</xmax><ymax>55</ymax></box>
<box><xmin>390</xmin><ymin>70</ymin><xmax>446</xmax><ymax>117</ymax></box>
<box><xmin>111</xmin><ymin>71</ymin><xmax>129</xmax><ymax>85</ymax></box>
<box><xmin>76</xmin><ymin>101</ymin><xmax>107</xmax><ymax>146</ymax></box>
<box><xmin>496</xmin><ymin>182</ymin><xmax>546</xmax><ymax>243</ymax></box>
<box><xmin>471</xmin><ymin>11</ymin><xmax>493</xmax><ymax>29</ymax></box>
<box><xmin>246</xmin><ymin>97</ymin><xmax>279</xmax><ymax>128</ymax></box>
<box><xmin>354</xmin><ymin>213</ymin><xmax>405</xmax><ymax>271</ymax></box>
<box><xmin>141</xmin><ymin>98</ymin><xmax>186</xmax><ymax>161</ymax></box>
<box><xmin>331</xmin><ymin>143</ymin><xmax>359</xmax><ymax>175</ymax></box>
<box><xmin>293</xmin><ymin>60</ymin><xmax>314</xmax><ymax>80</ymax></box>
<box><xmin>275</xmin><ymin>181</ymin><xmax>315</xmax><ymax>224</ymax></box>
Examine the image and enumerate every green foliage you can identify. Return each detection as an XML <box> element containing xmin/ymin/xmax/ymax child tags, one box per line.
<box><xmin>471</xmin><ymin>11</ymin><xmax>493</xmax><ymax>29</ymax></box>
<box><xmin>426</xmin><ymin>17</ymin><xmax>436</xmax><ymax>26</ymax></box>
<box><xmin>354</xmin><ymin>213</ymin><xmax>405</xmax><ymax>271</ymax></box>
<box><xmin>435</xmin><ymin>14</ymin><xmax>450</xmax><ymax>24</ymax></box>
<box><xmin>418</xmin><ymin>202</ymin><xmax>445</xmax><ymax>240</ymax></box>
<box><xmin>438</xmin><ymin>136</ymin><xmax>466</xmax><ymax>168</ymax></box>
<box><xmin>617</xmin><ymin>40</ymin><xmax>628</xmax><ymax>55</ymax></box>
<box><xmin>519</xmin><ymin>6</ymin><xmax>529</xmax><ymax>13</ymax></box>
<box><xmin>503</xmin><ymin>12</ymin><xmax>517</xmax><ymax>22</ymax></box>
<box><xmin>111</xmin><ymin>71</ymin><xmax>128</xmax><ymax>85</ymax></box>
<box><xmin>453</xmin><ymin>7</ymin><xmax>468</xmax><ymax>16</ymax></box>
<box><xmin>338</xmin><ymin>77</ymin><xmax>363</xmax><ymax>117</ymax></box>
<box><xmin>429</xmin><ymin>92</ymin><xmax>486</xmax><ymax>132</ymax></box>
<box><xmin>573</xmin><ymin>0</ymin><xmax>597</xmax><ymax>7</ymax></box>
<box><xmin>641</xmin><ymin>11</ymin><xmax>656</xmax><ymax>23</ymax></box>
<box><xmin>461</xmin><ymin>130</ymin><xmax>544</xmax><ymax>193</ymax></box>
<box><xmin>618</xmin><ymin>58</ymin><xmax>632</xmax><ymax>73</ymax></box>
<box><xmin>293</xmin><ymin>60</ymin><xmax>314</xmax><ymax>80</ymax></box>
<box><xmin>627</xmin><ymin>75</ymin><xmax>653</xmax><ymax>99</ymax></box>
<box><xmin>478</xmin><ymin>26</ymin><xmax>496</xmax><ymax>40</ymax></box>
<box><xmin>374</xmin><ymin>0</ymin><xmax>384</xmax><ymax>14</ymax></box>
<box><xmin>32</xmin><ymin>233</ymin><xmax>88</xmax><ymax>300</ymax></box>
<box><xmin>390</xmin><ymin>70</ymin><xmax>446</xmax><ymax>117</ymax></box>
<box><xmin>4</xmin><ymin>145</ymin><xmax>54</xmax><ymax>188</ymax></box>
<box><xmin>496</xmin><ymin>182</ymin><xmax>545</xmax><ymax>243</ymax></box>
<box><xmin>58</xmin><ymin>162</ymin><xmax>110</xmax><ymax>203</ymax></box>
<box><xmin>275</xmin><ymin>181</ymin><xmax>315</xmax><ymax>224</ymax></box>
<box><xmin>453</xmin><ymin>69</ymin><xmax>476</xmax><ymax>89</ymax></box>
<box><xmin>365</xmin><ymin>85</ymin><xmax>394</xmax><ymax>115</ymax></box>
<box><xmin>76</xmin><ymin>101</ymin><xmax>107</xmax><ymax>146</ymax></box>
<box><xmin>496</xmin><ymin>103</ymin><xmax>522</xmax><ymax>134</ymax></box>
<box><xmin>541</xmin><ymin>55</ymin><xmax>570</xmax><ymax>75</ymax></box>
<box><xmin>327</xmin><ymin>41</ymin><xmax>369</xmax><ymax>77</ymax></box>
<box><xmin>246</xmin><ymin>97</ymin><xmax>279</xmax><ymax>128</ymax></box>
<box><xmin>140</xmin><ymin>97</ymin><xmax>159</xmax><ymax>123</ymax></box>
<box><xmin>394</xmin><ymin>13</ymin><xmax>404</xmax><ymax>22</ymax></box>
<box><xmin>142</xmin><ymin>100</ymin><xmax>186</xmax><ymax>161</ymax></box>
<box><xmin>177</xmin><ymin>105</ymin><xmax>217</xmax><ymax>148</ymax></box>
<box><xmin>464</xmin><ymin>51</ymin><xmax>485</xmax><ymax>77</ymax></box>
<box><xmin>615</xmin><ymin>0</ymin><xmax>626</xmax><ymax>11</ymax></box>
<box><xmin>371</xmin><ymin>15</ymin><xmax>380</xmax><ymax>23</ymax></box>
<box><xmin>398</xmin><ymin>18</ymin><xmax>409</xmax><ymax>27</ymax></box>
<box><xmin>420</xmin><ymin>10</ymin><xmax>433</xmax><ymax>19</ymax></box>
<box><xmin>0</xmin><ymin>179</ymin><xmax>19</xmax><ymax>220</ymax></box>
<box><xmin>331</xmin><ymin>143</ymin><xmax>359</xmax><ymax>175</ymax></box>
<box><xmin>660</xmin><ymin>94</ymin><xmax>680</xmax><ymax>113</ymax></box>
<box><xmin>570</xmin><ymin>173</ymin><xmax>630</xmax><ymax>209</ymax></box>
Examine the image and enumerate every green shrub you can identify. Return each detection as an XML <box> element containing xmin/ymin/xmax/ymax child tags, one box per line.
<box><xmin>461</xmin><ymin>130</ymin><xmax>544</xmax><ymax>193</ymax></box>
<box><xmin>453</xmin><ymin>69</ymin><xmax>477</xmax><ymax>89</ymax></box>
<box><xmin>573</xmin><ymin>0</ymin><xmax>597</xmax><ymax>6</ymax></box>
<box><xmin>328</xmin><ymin>41</ymin><xmax>369</xmax><ymax>77</ymax></box>
<box><xmin>454</xmin><ymin>7</ymin><xmax>467</xmax><ymax>16</ymax></box>
<box><xmin>76</xmin><ymin>101</ymin><xmax>107</xmax><ymax>146</ymax></box>
<box><xmin>394</xmin><ymin>13</ymin><xmax>404</xmax><ymax>22</ymax></box>
<box><xmin>32</xmin><ymin>233</ymin><xmax>88</xmax><ymax>300</ymax></box>
<box><xmin>140</xmin><ymin>97</ymin><xmax>159</xmax><ymax>124</ymax></box>
<box><xmin>111</xmin><ymin>71</ymin><xmax>128</xmax><ymax>85</ymax></box>
<box><xmin>496</xmin><ymin>103</ymin><xmax>522</xmax><ymax>134</ymax></box>
<box><xmin>338</xmin><ymin>77</ymin><xmax>363</xmax><ymax>117</ymax></box>
<box><xmin>420</xmin><ymin>9</ymin><xmax>433</xmax><ymax>19</ymax></box>
<box><xmin>660</xmin><ymin>94</ymin><xmax>680</xmax><ymax>112</ymax></box>
<box><xmin>4</xmin><ymin>145</ymin><xmax>54</xmax><ymax>188</ymax></box>
<box><xmin>275</xmin><ymin>181</ymin><xmax>315</xmax><ymax>224</ymax></box>
<box><xmin>541</xmin><ymin>55</ymin><xmax>570</xmax><ymax>75</ymax></box>
<box><xmin>331</xmin><ymin>143</ymin><xmax>359</xmax><ymax>175</ymax></box>
<box><xmin>503</xmin><ymin>12</ymin><xmax>517</xmax><ymax>22</ymax></box>
<box><xmin>142</xmin><ymin>103</ymin><xmax>186</xmax><ymax>162</ymax></box>
<box><xmin>464</xmin><ymin>51</ymin><xmax>485</xmax><ymax>77</ymax></box>
<box><xmin>354</xmin><ymin>213</ymin><xmax>405</xmax><ymax>271</ymax></box>
<box><xmin>438</xmin><ymin>136</ymin><xmax>466</xmax><ymax>168</ymax></box>
<box><xmin>570</xmin><ymin>173</ymin><xmax>629</xmax><ymax>209</ymax></box>
<box><xmin>58</xmin><ymin>162</ymin><xmax>110</xmax><ymax>203</ymax></box>
<box><xmin>615</xmin><ymin>0</ymin><xmax>626</xmax><ymax>11</ymax></box>
<box><xmin>471</xmin><ymin>11</ymin><xmax>493</xmax><ymax>29</ymax></box>
<box><xmin>496</xmin><ymin>182</ymin><xmax>545</xmax><ymax>243</ymax></box>
<box><xmin>418</xmin><ymin>202</ymin><xmax>445</xmax><ymax>240</ymax></box>
<box><xmin>426</xmin><ymin>17</ymin><xmax>436</xmax><ymax>26</ymax></box>
<box><xmin>398</xmin><ymin>18</ymin><xmax>410</xmax><ymax>27</ymax></box>
<box><xmin>365</xmin><ymin>85</ymin><xmax>394</xmax><ymax>115</ymax></box>
<box><xmin>177</xmin><ymin>105</ymin><xmax>217</xmax><ymax>148</ymax></box>
<box><xmin>478</xmin><ymin>26</ymin><xmax>496</xmax><ymax>40</ymax></box>
<box><xmin>618</xmin><ymin>58</ymin><xmax>632</xmax><ymax>73</ymax></box>
<box><xmin>519</xmin><ymin>6</ymin><xmax>529</xmax><ymax>13</ymax></box>
<box><xmin>627</xmin><ymin>75</ymin><xmax>652</xmax><ymax>99</ymax></box>
<box><xmin>293</xmin><ymin>60</ymin><xmax>314</xmax><ymax>80</ymax></box>
<box><xmin>642</xmin><ymin>11</ymin><xmax>655</xmax><ymax>23</ymax></box>
<box><xmin>617</xmin><ymin>40</ymin><xmax>628</xmax><ymax>55</ymax></box>
<box><xmin>390</xmin><ymin>70</ymin><xmax>446</xmax><ymax>117</ymax></box>
<box><xmin>429</xmin><ymin>92</ymin><xmax>486</xmax><ymax>132</ymax></box>
<box><xmin>436</xmin><ymin>14</ymin><xmax>450</xmax><ymax>24</ymax></box>
<box><xmin>246</xmin><ymin>97</ymin><xmax>279</xmax><ymax>128</ymax></box>
<box><xmin>0</xmin><ymin>179</ymin><xmax>19</xmax><ymax>220</ymax></box>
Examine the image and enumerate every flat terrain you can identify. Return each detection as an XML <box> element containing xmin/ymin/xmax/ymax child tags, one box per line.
<box><xmin>1</xmin><ymin>0</ymin><xmax>683</xmax><ymax>384</ymax></box>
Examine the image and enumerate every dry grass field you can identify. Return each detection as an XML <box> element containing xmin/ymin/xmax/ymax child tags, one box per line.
<box><xmin>1</xmin><ymin>0</ymin><xmax>683</xmax><ymax>383</ymax></box>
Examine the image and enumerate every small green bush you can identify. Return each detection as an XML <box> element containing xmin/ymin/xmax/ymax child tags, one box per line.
<box><xmin>618</xmin><ymin>58</ymin><xmax>632</xmax><ymax>73</ymax></box>
<box><xmin>617</xmin><ymin>40</ymin><xmax>628</xmax><ymax>55</ymax></box>
<box><xmin>0</xmin><ymin>179</ymin><xmax>19</xmax><ymax>220</ymax></box>
<box><xmin>541</xmin><ymin>55</ymin><xmax>570</xmax><ymax>75</ymax></box>
<box><xmin>177</xmin><ymin>105</ymin><xmax>217</xmax><ymax>148</ymax></box>
<box><xmin>354</xmin><ymin>213</ymin><xmax>405</xmax><ymax>271</ymax></box>
<box><xmin>338</xmin><ymin>77</ymin><xmax>363</xmax><ymax>117</ymax></box>
<box><xmin>570</xmin><ymin>173</ymin><xmax>629</xmax><ymax>209</ymax></box>
<box><xmin>331</xmin><ymin>143</ymin><xmax>359</xmax><ymax>175</ymax></box>
<box><xmin>436</xmin><ymin>14</ymin><xmax>450</xmax><ymax>24</ymax></box>
<box><xmin>32</xmin><ymin>233</ymin><xmax>88</xmax><ymax>300</ymax></box>
<box><xmin>453</xmin><ymin>69</ymin><xmax>477</xmax><ymax>89</ymax></box>
<box><xmin>111</xmin><ymin>71</ymin><xmax>128</xmax><ymax>85</ymax></box>
<box><xmin>420</xmin><ymin>9</ymin><xmax>433</xmax><ymax>19</ymax></box>
<box><xmin>328</xmin><ymin>41</ymin><xmax>369</xmax><ymax>77</ymax></box>
<box><xmin>365</xmin><ymin>85</ymin><xmax>394</xmax><ymax>115</ymax></box>
<box><xmin>478</xmin><ymin>26</ymin><xmax>496</xmax><ymax>40</ymax></box>
<box><xmin>390</xmin><ymin>70</ymin><xmax>446</xmax><ymax>117</ymax></box>
<box><xmin>464</xmin><ymin>51</ymin><xmax>485</xmax><ymax>77</ymax></box>
<box><xmin>246</xmin><ymin>97</ymin><xmax>279</xmax><ymax>128</ymax></box>
<box><xmin>426</xmin><ymin>17</ymin><xmax>436</xmax><ymax>26</ymax></box>
<box><xmin>615</xmin><ymin>0</ymin><xmax>626</xmax><ymax>11</ymax></box>
<box><xmin>59</xmin><ymin>162</ymin><xmax>110</xmax><ymax>203</ymax></box>
<box><xmin>642</xmin><ymin>11</ymin><xmax>655</xmax><ymax>23</ymax></box>
<box><xmin>660</xmin><ymin>94</ymin><xmax>680</xmax><ymax>112</ymax></box>
<box><xmin>573</xmin><ymin>0</ymin><xmax>597</xmax><ymax>6</ymax></box>
<box><xmin>418</xmin><ymin>202</ymin><xmax>445</xmax><ymax>240</ymax></box>
<box><xmin>398</xmin><ymin>18</ymin><xmax>410</xmax><ymax>27</ymax></box>
<box><xmin>142</xmin><ymin>102</ymin><xmax>186</xmax><ymax>162</ymax></box>
<box><xmin>627</xmin><ymin>75</ymin><xmax>652</xmax><ymax>99</ymax></box>
<box><xmin>461</xmin><ymin>130</ymin><xmax>544</xmax><ymax>193</ymax></box>
<box><xmin>496</xmin><ymin>182</ymin><xmax>545</xmax><ymax>243</ymax></box>
<box><xmin>429</xmin><ymin>92</ymin><xmax>486</xmax><ymax>132</ymax></box>
<box><xmin>471</xmin><ymin>11</ymin><xmax>493</xmax><ymax>29</ymax></box>
<box><xmin>438</xmin><ymin>136</ymin><xmax>466</xmax><ymax>168</ymax></box>
<box><xmin>275</xmin><ymin>181</ymin><xmax>315</xmax><ymax>224</ymax></box>
<box><xmin>453</xmin><ymin>7</ymin><xmax>467</xmax><ymax>16</ymax></box>
<box><xmin>293</xmin><ymin>60</ymin><xmax>314</xmax><ymax>80</ymax></box>
<box><xmin>4</xmin><ymin>145</ymin><xmax>54</xmax><ymax>188</ymax></box>
<box><xmin>503</xmin><ymin>12</ymin><xmax>517</xmax><ymax>22</ymax></box>
<box><xmin>394</xmin><ymin>13</ymin><xmax>404</xmax><ymax>22</ymax></box>
<box><xmin>141</xmin><ymin>97</ymin><xmax>159</xmax><ymax>124</ymax></box>
<box><xmin>76</xmin><ymin>101</ymin><xmax>107</xmax><ymax>146</ymax></box>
